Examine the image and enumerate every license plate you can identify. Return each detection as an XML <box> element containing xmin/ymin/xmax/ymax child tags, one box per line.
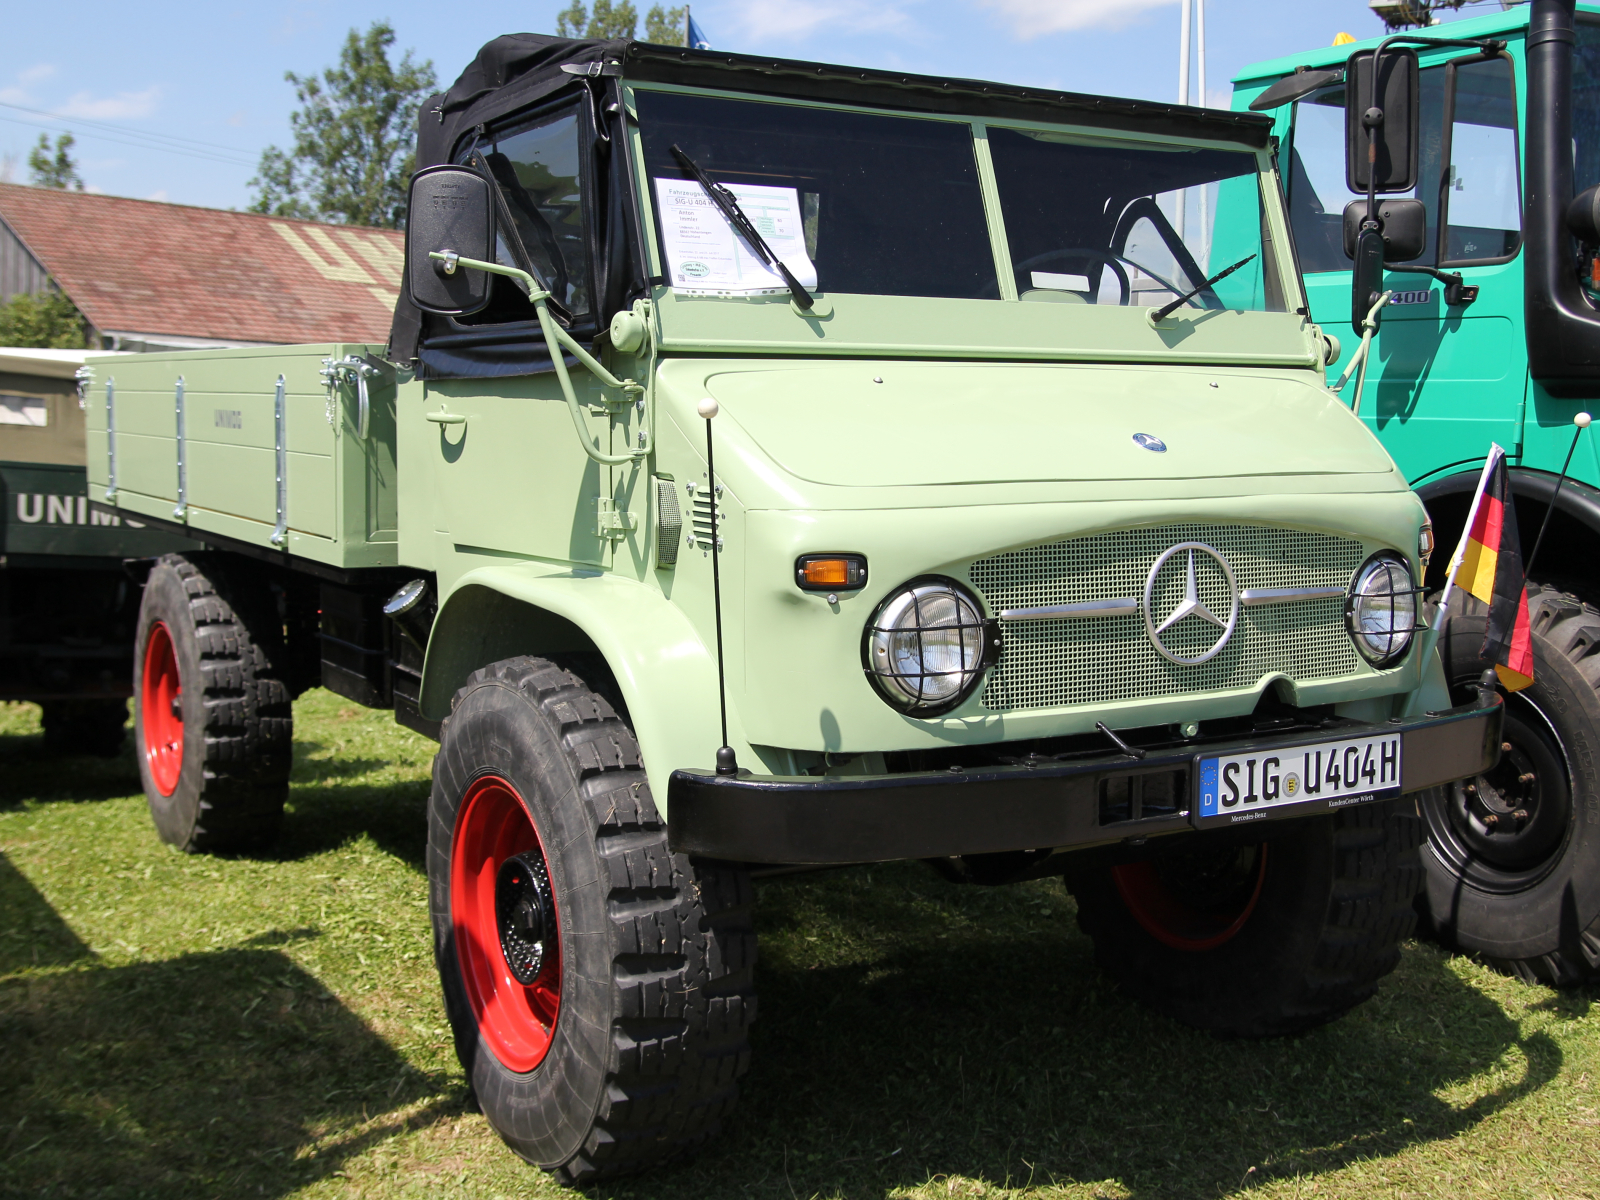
<box><xmin>1195</xmin><ymin>733</ymin><xmax>1402</xmax><ymax>825</ymax></box>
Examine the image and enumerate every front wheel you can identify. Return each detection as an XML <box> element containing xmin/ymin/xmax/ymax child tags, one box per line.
<box><xmin>1067</xmin><ymin>799</ymin><xmax>1423</xmax><ymax>1037</ymax></box>
<box><xmin>1419</xmin><ymin>584</ymin><xmax>1600</xmax><ymax>984</ymax></box>
<box><xmin>428</xmin><ymin>656</ymin><xmax>756</xmax><ymax>1183</ymax></box>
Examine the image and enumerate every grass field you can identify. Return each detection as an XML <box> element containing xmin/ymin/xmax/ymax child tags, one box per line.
<box><xmin>2</xmin><ymin>691</ymin><xmax>1599</xmax><ymax>1200</ymax></box>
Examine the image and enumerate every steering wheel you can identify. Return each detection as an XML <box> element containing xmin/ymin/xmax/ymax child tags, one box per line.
<box><xmin>984</xmin><ymin>248</ymin><xmax>1131</xmax><ymax>305</ymax></box>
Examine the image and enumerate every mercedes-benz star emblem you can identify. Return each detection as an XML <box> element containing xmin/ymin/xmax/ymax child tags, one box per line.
<box><xmin>1143</xmin><ymin>542</ymin><xmax>1239</xmax><ymax>665</ymax></box>
<box><xmin>1132</xmin><ymin>432</ymin><xmax>1167</xmax><ymax>453</ymax></box>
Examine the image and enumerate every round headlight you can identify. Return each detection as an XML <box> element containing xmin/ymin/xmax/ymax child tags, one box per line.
<box><xmin>864</xmin><ymin>578</ymin><xmax>997</xmax><ymax>715</ymax></box>
<box><xmin>1346</xmin><ymin>553</ymin><xmax>1419</xmax><ymax>666</ymax></box>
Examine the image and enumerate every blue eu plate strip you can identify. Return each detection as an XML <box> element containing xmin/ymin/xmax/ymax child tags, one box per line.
<box><xmin>1198</xmin><ymin>757</ymin><xmax>1219</xmax><ymax>818</ymax></box>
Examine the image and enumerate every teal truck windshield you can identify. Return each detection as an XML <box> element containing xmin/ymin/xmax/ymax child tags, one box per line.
<box><xmin>1288</xmin><ymin>57</ymin><xmax>1520</xmax><ymax>274</ymax></box>
<box><xmin>635</xmin><ymin>89</ymin><xmax>1283</xmax><ymax>312</ymax></box>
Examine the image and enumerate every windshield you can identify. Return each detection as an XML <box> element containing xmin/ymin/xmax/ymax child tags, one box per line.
<box><xmin>635</xmin><ymin>89</ymin><xmax>1282</xmax><ymax>312</ymax></box>
<box><xmin>987</xmin><ymin>128</ymin><xmax>1282</xmax><ymax>311</ymax></box>
<box><xmin>636</xmin><ymin>90</ymin><xmax>997</xmax><ymax>299</ymax></box>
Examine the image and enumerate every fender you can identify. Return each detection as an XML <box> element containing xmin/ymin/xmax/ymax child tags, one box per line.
<box><xmin>420</xmin><ymin>563</ymin><xmax>736</xmax><ymax>811</ymax></box>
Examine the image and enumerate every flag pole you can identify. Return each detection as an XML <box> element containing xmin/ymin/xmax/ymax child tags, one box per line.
<box><xmin>1403</xmin><ymin>448</ymin><xmax>1501</xmax><ymax>716</ymax></box>
<box><xmin>1175</xmin><ymin>0</ymin><xmax>1191</xmax><ymax>241</ymax></box>
<box><xmin>1525</xmin><ymin>411</ymin><xmax>1593</xmax><ymax>578</ymax></box>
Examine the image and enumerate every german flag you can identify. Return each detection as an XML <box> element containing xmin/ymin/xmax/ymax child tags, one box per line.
<box><xmin>1455</xmin><ymin>446</ymin><xmax>1534</xmax><ymax>691</ymax></box>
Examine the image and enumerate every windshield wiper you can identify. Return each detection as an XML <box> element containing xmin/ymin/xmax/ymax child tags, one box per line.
<box><xmin>1150</xmin><ymin>253</ymin><xmax>1257</xmax><ymax>323</ymax></box>
<box><xmin>669</xmin><ymin>144</ymin><xmax>815</xmax><ymax>311</ymax></box>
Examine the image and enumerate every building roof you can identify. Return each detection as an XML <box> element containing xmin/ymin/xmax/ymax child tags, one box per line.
<box><xmin>0</xmin><ymin>183</ymin><xmax>403</xmax><ymax>347</ymax></box>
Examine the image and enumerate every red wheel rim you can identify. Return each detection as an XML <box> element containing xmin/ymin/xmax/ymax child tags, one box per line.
<box><xmin>1111</xmin><ymin>845</ymin><xmax>1269</xmax><ymax>952</ymax></box>
<box><xmin>451</xmin><ymin>775</ymin><xmax>561</xmax><ymax>1073</ymax></box>
<box><xmin>140</xmin><ymin>620</ymin><xmax>183</xmax><ymax>796</ymax></box>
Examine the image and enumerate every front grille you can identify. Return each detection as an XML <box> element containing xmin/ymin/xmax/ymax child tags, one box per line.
<box><xmin>969</xmin><ymin>524</ymin><xmax>1367</xmax><ymax>711</ymax></box>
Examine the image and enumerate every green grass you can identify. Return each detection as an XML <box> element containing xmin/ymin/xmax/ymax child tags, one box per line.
<box><xmin>2</xmin><ymin>691</ymin><xmax>1599</xmax><ymax>1200</ymax></box>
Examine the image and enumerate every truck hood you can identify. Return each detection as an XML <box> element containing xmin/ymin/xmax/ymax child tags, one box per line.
<box><xmin>700</xmin><ymin>362</ymin><xmax>1392</xmax><ymax>488</ymax></box>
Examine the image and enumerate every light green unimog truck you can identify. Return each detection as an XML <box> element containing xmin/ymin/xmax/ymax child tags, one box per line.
<box><xmin>90</xmin><ymin>33</ymin><xmax>1502</xmax><ymax>1182</ymax></box>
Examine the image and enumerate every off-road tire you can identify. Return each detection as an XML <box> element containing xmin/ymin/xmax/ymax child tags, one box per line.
<box><xmin>1067</xmin><ymin>800</ymin><xmax>1423</xmax><ymax>1037</ymax></box>
<box><xmin>40</xmin><ymin>699</ymin><xmax>128</xmax><ymax>757</ymax></box>
<box><xmin>1420</xmin><ymin>583</ymin><xmax>1600</xmax><ymax>985</ymax></box>
<box><xmin>133</xmin><ymin>554</ymin><xmax>292</xmax><ymax>852</ymax></box>
<box><xmin>428</xmin><ymin>656</ymin><xmax>756</xmax><ymax>1183</ymax></box>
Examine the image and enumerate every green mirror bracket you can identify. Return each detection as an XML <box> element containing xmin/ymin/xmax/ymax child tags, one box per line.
<box><xmin>429</xmin><ymin>252</ymin><xmax>651</xmax><ymax>466</ymax></box>
<box><xmin>1329</xmin><ymin>289</ymin><xmax>1393</xmax><ymax>418</ymax></box>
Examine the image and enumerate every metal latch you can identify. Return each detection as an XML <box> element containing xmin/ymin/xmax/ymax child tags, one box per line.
<box><xmin>320</xmin><ymin>355</ymin><xmax>383</xmax><ymax>438</ymax></box>
<box><xmin>595</xmin><ymin>497</ymin><xmax>637</xmax><ymax>540</ymax></box>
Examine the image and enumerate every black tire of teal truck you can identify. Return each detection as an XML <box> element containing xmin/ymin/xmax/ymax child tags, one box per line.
<box><xmin>1417</xmin><ymin>584</ymin><xmax>1600</xmax><ymax>985</ymax></box>
<box><xmin>40</xmin><ymin>699</ymin><xmax>128</xmax><ymax>757</ymax></box>
<box><xmin>1067</xmin><ymin>799</ymin><xmax>1423</xmax><ymax>1037</ymax></box>
<box><xmin>427</xmin><ymin>656</ymin><xmax>756</xmax><ymax>1183</ymax></box>
<box><xmin>133</xmin><ymin>553</ymin><xmax>293</xmax><ymax>853</ymax></box>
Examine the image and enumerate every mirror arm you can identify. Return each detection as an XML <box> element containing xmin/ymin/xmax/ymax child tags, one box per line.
<box><xmin>428</xmin><ymin>252</ymin><xmax>649</xmax><ymax>466</ymax></box>
<box><xmin>1331</xmin><ymin>290</ymin><xmax>1394</xmax><ymax>418</ymax></box>
<box><xmin>1385</xmin><ymin>262</ymin><xmax>1480</xmax><ymax>307</ymax></box>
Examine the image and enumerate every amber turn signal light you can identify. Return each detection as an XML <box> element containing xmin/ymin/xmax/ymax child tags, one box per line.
<box><xmin>795</xmin><ymin>554</ymin><xmax>867</xmax><ymax>592</ymax></box>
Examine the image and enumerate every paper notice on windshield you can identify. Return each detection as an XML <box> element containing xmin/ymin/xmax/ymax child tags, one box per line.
<box><xmin>654</xmin><ymin>178</ymin><xmax>818</xmax><ymax>296</ymax></box>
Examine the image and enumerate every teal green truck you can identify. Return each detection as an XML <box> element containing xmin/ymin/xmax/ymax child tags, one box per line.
<box><xmin>1230</xmin><ymin>0</ymin><xmax>1600</xmax><ymax>988</ymax></box>
<box><xmin>0</xmin><ymin>348</ymin><xmax>194</xmax><ymax>753</ymax></box>
<box><xmin>89</xmin><ymin>34</ymin><xmax>1501</xmax><ymax>1181</ymax></box>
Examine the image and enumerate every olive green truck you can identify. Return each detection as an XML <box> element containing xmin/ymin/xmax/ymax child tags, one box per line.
<box><xmin>89</xmin><ymin>34</ymin><xmax>1503</xmax><ymax>1182</ymax></box>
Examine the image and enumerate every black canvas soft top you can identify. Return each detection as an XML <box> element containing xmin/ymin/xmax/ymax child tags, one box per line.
<box><xmin>390</xmin><ymin>34</ymin><xmax>1275</xmax><ymax>369</ymax></box>
<box><xmin>417</xmin><ymin>33</ymin><xmax>1272</xmax><ymax>173</ymax></box>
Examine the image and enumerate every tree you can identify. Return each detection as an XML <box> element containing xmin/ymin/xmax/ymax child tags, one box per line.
<box><xmin>0</xmin><ymin>285</ymin><xmax>89</xmax><ymax>349</ymax></box>
<box><xmin>28</xmin><ymin>133</ymin><xmax>84</xmax><ymax>191</ymax></box>
<box><xmin>556</xmin><ymin>1</ymin><xmax>688</xmax><ymax>44</ymax></box>
<box><xmin>644</xmin><ymin>5</ymin><xmax>688</xmax><ymax>44</ymax></box>
<box><xmin>248</xmin><ymin>22</ymin><xmax>437</xmax><ymax>229</ymax></box>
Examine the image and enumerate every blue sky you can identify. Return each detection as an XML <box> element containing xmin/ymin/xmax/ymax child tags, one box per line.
<box><xmin>0</xmin><ymin>0</ymin><xmax>1509</xmax><ymax>215</ymax></box>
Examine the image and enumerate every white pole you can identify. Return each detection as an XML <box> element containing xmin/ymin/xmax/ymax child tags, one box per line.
<box><xmin>1176</xmin><ymin>0</ymin><xmax>1191</xmax><ymax>240</ymax></box>
<box><xmin>1196</xmin><ymin>0</ymin><xmax>1208</xmax><ymax>267</ymax></box>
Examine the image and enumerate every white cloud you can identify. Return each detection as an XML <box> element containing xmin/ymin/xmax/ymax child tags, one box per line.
<box><xmin>55</xmin><ymin>85</ymin><xmax>161</xmax><ymax>120</ymax></box>
<box><xmin>981</xmin><ymin>0</ymin><xmax>1178</xmax><ymax>39</ymax></box>
<box><xmin>145</xmin><ymin>189</ymin><xmax>169</xmax><ymax>202</ymax></box>
<box><xmin>0</xmin><ymin>87</ymin><xmax>29</xmax><ymax>105</ymax></box>
<box><xmin>18</xmin><ymin>63</ymin><xmax>56</xmax><ymax>86</ymax></box>
<box><xmin>227</xmin><ymin>110</ymin><xmax>246</xmax><ymax>127</ymax></box>
<box><xmin>729</xmin><ymin>0</ymin><xmax>917</xmax><ymax>43</ymax></box>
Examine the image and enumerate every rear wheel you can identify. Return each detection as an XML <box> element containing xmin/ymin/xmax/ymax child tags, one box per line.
<box><xmin>133</xmin><ymin>554</ymin><xmax>292</xmax><ymax>853</ymax></box>
<box><xmin>39</xmin><ymin>699</ymin><xmax>128</xmax><ymax>758</ymax></box>
<box><xmin>429</xmin><ymin>656</ymin><xmax>756</xmax><ymax>1182</ymax></box>
<box><xmin>1068</xmin><ymin>800</ymin><xmax>1423</xmax><ymax>1037</ymax></box>
<box><xmin>1419</xmin><ymin>584</ymin><xmax>1600</xmax><ymax>984</ymax></box>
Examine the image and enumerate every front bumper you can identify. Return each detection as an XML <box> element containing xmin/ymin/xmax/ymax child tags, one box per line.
<box><xmin>667</xmin><ymin>693</ymin><xmax>1503</xmax><ymax>864</ymax></box>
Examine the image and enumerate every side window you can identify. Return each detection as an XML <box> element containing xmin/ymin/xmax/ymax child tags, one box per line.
<box><xmin>1287</xmin><ymin>67</ymin><xmax>1447</xmax><ymax>273</ymax></box>
<box><xmin>455</xmin><ymin>106</ymin><xmax>592</xmax><ymax>320</ymax></box>
<box><xmin>1440</xmin><ymin>58</ymin><xmax>1521</xmax><ymax>265</ymax></box>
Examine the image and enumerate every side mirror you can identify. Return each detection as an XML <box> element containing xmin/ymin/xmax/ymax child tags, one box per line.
<box><xmin>1342</xmin><ymin>198</ymin><xmax>1427</xmax><ymax>262</ymax></box>
<box><xmin>1345</xmin><ymin>47</ymin><xmax>1419</xmax><ymax>194</ymax></box>
<box><xmin>405</xmin><ymin>165</ymin><xmax>497</xmax><ymax>316</ymax></box>
<box><xmin>1567</xmin><ymin>184</ymin><xmax>1600</xmax><ymax>244</ymax></box>
<box><xmin>1351</xmin><ymin>226</ymin><xmax>1387</xmax><ymax>334</ymax></box>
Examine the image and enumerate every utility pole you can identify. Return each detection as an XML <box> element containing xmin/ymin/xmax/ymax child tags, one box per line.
<box><xmin>1176</xmin><ymin>0</ymin><xmax>1192</xmax><ymax>240</ymax></box>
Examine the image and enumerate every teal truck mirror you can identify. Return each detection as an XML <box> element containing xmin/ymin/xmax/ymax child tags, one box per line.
<box><xmin>1350</xmin><ymin>225</ymin><xmax>1388</xmax><ymax>334</ymax></box>
<box><xmin>1344</xmin><ymin>47</ymin><xmax>1419</xmax><ymax>194</ymax></box>
<box><xmin>406</xmin><ymin>165</ymin><xmax>497</xmax><ymax>316</ymax></box>
<box><xmin>1342</xmin><ymin>198</ymin><xmax>1426</xmax><ymax>262</ymax></box>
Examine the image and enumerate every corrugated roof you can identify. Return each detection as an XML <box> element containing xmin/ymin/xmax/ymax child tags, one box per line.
<box><xmin>0</xmin><ymin>183</ymin><xmax>403</xmax><ymax>345</ymax></box>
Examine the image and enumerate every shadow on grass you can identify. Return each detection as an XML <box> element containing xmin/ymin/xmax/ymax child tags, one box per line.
<box><xmin>0</xmin><ymin>939</ymin><xmax>457</xmax><ymax>1198</ymax></box>
<box><xmin>264</xmin><ymin>745</ymin><xmax>432</xmax><ymax>870</ymax></box>
<box><xmin>0</xmin><ymin>725</ymin><xmax>140</xmax><ymax>809</ymax></box>
<box><xmin>0</xmin><ymin>850</ymin><xmax>93</xmax><ymax>975</ymax></box>
<box><xmin>600</xmin><ymin>863</ymin><xmax>1563</xmax><ymax>1200</ymax></box>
